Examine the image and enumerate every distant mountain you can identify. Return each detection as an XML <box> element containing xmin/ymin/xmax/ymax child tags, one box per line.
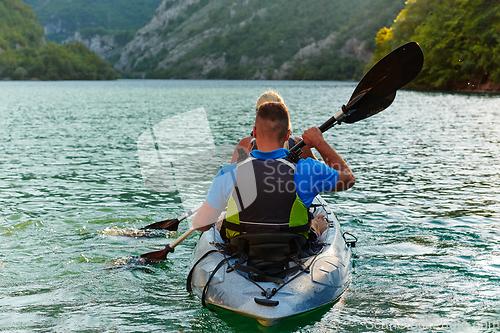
<box><xmin>114</xmin><ymin>0</ymin><xmax>406</xmax><ymax>80</ymax></box>
<box><xmin>373</xmin><ymin>0</ymin><xmax>500</xmax><ymax>92</ymax></box>
<box><xmin>20</xmin><ymin>0</ymin><xmax>409</xmax><ymax>82</ymax></box>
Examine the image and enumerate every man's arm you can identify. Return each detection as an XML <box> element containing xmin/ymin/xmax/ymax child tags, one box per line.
<box><xmin>193</xmin><ymin>162</ymin><xmax>236</xmax><ymax>230</ymax></box>
<box><xmin>192</xmin><ymin>201</ymin><xmax>223</xmax><ymax>231</ymax></box>
<box><xmin>301</xmin><ymin>126</ymin><xmax>355</xmax><ymax>192</ymax></box>
<box><xmin>230</xmin><ymin>137</ymin><xmax>251</xmax><ymax>163</ymax></box>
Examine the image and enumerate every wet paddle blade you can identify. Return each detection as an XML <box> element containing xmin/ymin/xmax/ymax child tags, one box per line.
<box><xmin>341</xmin><ymin>92</ymin><xmax>396</xmax><ymax>124</ymax></box>
<box><xmin>138</xmin><ymin>228</ymin><xmax>196</xmax><ymax>264</ymax></box>
<box><xmin>140</xmin><ymin>218</ymin><xmax>180</xmax><ymax>231</ymax></box>
<box><xmin>352</xmin><ymin>42</ymin><xmax>424</xmax><ymax>99</ymax></box>
<box><xmin>140</xmin><ymin>203</ymin><xmax>202</xmax><ymax>231</ymax></box>
<box><xmin>140</xmin><ymin>244</ymin><xmax>173</xmax><ymax>262</ymax></box>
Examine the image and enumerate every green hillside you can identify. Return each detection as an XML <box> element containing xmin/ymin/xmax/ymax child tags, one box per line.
<box><xmin>13</xmin><ymin>0</ymin><xmax>497</xmax><ymax>88</ymax></box>
<box><xmin>283</xmin><ymin>0</ymin><xmax>407</xmax><ymax>80</ymax></box>
<box><xmin>0</xmin><ymin>0</ymin><xmax>45</xmax><ymax>50</ymax></box>
<box><xmin>0</xmin><ymin>0</ymin><xmax>118</xmax><ymax>80</ymax></box>
<box><xmin>16</xmin><ymin>0</ymin><xmax>408</xmax><ymax>82</ymax></box>
<box><xmin>23</xmin><ymin>0</ymin><xmax>163</xmax><ymax>43</ymax></box>
<box><xmin>127</xmin><ymin>0</ymin><xmax>406</xmax><ymax>81</ymax></box>
<box><xmin>373</xmin><ymin>0</ymin><xmax>500</xmax><ymax>91</ymax></box>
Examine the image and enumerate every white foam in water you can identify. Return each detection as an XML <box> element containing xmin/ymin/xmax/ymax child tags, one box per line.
<box><xmin>99</xmin><ymin>226</ymin><xmax>177</xmax><ymax>238</ymax></box>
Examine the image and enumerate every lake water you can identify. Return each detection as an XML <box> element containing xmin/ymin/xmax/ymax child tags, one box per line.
<box><xmin>1</xmin><ymin>80</ymin><xmax>499</xmax><ymax>332</ymax></box>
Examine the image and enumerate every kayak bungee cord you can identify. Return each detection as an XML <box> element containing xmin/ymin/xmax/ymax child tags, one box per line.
<box><xmin>188</xmin><ymin>221</ymin><xmax>330</xmax><ymax>308</ymax></box>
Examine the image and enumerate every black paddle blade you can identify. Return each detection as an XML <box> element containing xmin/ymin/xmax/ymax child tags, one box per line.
<box><xmin>343</xmin><ymin>41</ymin><xmax>424</xmax><ymax>123</ymax></box>
<box><xmin>140</xmin><ymin>218</ymin><xmax>180</xmax><ymax>231</ymax></box>
<box><xmin>140</xmin><ymin>244</ymin><xmax>174</xmax><ymax>262</ymax></box>
<box><xmin>342</xmin><ymin>92</ymin><xmax>396</xmax><ymax>124</ymax></box>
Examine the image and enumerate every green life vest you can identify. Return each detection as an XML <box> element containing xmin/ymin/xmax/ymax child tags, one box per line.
<box><xmin>222</xmin><ymin>157</ymin><xmax>311</xmax><ymax>240</ymax></box>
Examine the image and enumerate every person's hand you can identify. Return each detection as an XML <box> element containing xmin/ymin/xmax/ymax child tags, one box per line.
<box><xmin>216</xmin><ymin>212</ymin><xmax>225</xmax><ymax>231</ymax></box>
<box><xmin>302</xmin><ymin>126</ymin><xmax>326</xmax><ymax>148</ymax></box>
<box><xmin>311</xmin><ymin>213</ymin><xmax>327</xmax><ymax>235</ymax></box>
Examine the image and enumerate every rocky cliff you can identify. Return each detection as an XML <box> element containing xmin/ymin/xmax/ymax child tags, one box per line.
<box><xmin>115</xmin><ymin>0</ymin><xmax>213</xmax><ymax>74</ymax></box>
<box><xmin>114</xmin><ymin>0</ymin><xmax>405</xmax><ymax>80</ymax></box>
<box><xmin>63</xmin><ymin>32</ymin><xmax>122</xmax><ymax>61</ymax></box>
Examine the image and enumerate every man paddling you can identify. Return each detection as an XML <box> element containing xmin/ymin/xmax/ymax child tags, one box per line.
<box><xmin>192</xmin><ymin>101</ymin><xmax>355</xmax><ymax>241</ymax></box>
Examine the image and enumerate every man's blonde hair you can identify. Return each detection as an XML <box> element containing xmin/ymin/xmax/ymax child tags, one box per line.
<box><xmin>255</xmin><ymin>90</ymin><xmax>284</xmax><ymax>112</ymax></box>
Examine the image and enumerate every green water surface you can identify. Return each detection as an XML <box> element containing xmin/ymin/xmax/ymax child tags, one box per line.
<box><xmin>1</xmin><ymin>80</ymin><xmax>499</xmax><ymax>332</ymax></box>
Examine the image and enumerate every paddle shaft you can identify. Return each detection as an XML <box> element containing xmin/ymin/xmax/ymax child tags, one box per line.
<box><xmin>170</xmin><ymin>227</ymin><xmax>197</xmax><ymax>249</ymax></box>
<box><xmin>177</xmin><ymin>204</ymin><xmax>202</xmax><ymax>223</ymax></box>
<box><xmin>288</xmin><ymin>110</ymin><xmax>344</xmax><ymax>157</ymax></box>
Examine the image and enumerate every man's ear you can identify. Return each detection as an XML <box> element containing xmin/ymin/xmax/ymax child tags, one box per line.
<box><xmin>285</xmin><ymin>129</ymin><xmax>291</xmax><ymax>141</ymax></box>
<box><xmin>252</xmin><ymin>125</ymin><xmax>257</xmax><ymax>139</ymax></box>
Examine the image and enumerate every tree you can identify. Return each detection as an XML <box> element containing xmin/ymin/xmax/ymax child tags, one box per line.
<box><xmin>373</xmin><ymin>0</ymin><xmax>500</xmax><ymax>90</ymax></box>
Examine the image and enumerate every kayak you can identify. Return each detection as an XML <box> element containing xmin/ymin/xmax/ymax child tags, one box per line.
<box><xmin>187</xmin><ymin>195</ymin><xmax>354</xmax><ymax>326</ymax></box>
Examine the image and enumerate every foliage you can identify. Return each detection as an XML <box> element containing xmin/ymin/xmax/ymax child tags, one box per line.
<box><xmin>285</xmin><ymin>54</ymin><xmax>365</xmax><ymax>81</ymax></box>
<box><xmin>0</xmin><ymin>0</ymin><xmax>118</xmax><ymax>80</ymax></box>
<box><xmin>373</xmin><ymin>0</ymin><xmax>500</xmax><ymax>90</ymax></box>
<box><xmin>0</xmin><ymin>0</ymin><xmax>45</xmax><ymax>49</ymax></box>
<box><xmin>0</xmin><ymin>42</ymin><xmax>119</xmax><ymax>80</ymax></box>
<box><xmin>78</xmin><ymin>27</ymin><xmax>136</xmax><ymax>47</ymax></box>
<box><xmin>23</xmin><ymin>0</ymin><xmax>163</xmax><ymax>43</ymax></box>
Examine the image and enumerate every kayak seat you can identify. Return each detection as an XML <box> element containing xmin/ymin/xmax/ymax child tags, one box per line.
<box><xmin>188</xmin><ymin>233</ymin><xmax>314</xmax><ymax>308</ymax></box>
<box><xmin>227</xmin><ymin>233</ymin><xmax>311</xmax><ymax>282</ymax></box>
<box><xmin>230</xmin><ymin>233</ymin><xmax>309</xmax><ymax>263</ymax></box>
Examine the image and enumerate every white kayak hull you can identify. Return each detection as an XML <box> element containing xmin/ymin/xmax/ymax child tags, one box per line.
<box><xmin>188</xmin><ymin>196</ymin><xmax>353</xmax><ymax>326</ymax></box>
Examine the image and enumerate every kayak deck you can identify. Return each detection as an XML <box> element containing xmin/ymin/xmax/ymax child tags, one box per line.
<box><xmin>188</xmin><ymin>196</ymin><xmax>353</xmax><ymax>326</ymax></box>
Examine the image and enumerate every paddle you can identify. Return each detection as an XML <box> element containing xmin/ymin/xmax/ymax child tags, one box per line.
<box><xmin>140</xmin><ymin>227</ymin><xmax>197</xmax><ymax>262</ymax></box>
<box><xmin>288</xmin><ymin>41</ymin><xmax>424</xmax><ymax>161</ymax></box>
<box><xmin>139</xmin><ymin>203</ymin><xmax>202</xmax><ymax>231</ymax></box>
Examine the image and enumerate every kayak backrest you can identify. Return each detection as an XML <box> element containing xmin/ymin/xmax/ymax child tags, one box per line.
<box><xmin>229</xmin><ymin>233</ymin><xmax>308</xmax><ymax>267</ymax></box>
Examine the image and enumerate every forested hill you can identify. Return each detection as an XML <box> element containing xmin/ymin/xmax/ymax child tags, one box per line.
<box><xmin>23</xmin><ymin>0</ymin><xmax>163</xmax><ymax>44</ymax></box>
<box><xmin>0</xmin><ymin>0</ymin><xmax>44</xmax><ymax>50</ymax></box>
<box><xmin>8</xmin><ymin>0</ymin><xmax>498</xmax><ymax>89</ymax></box>
<box><xmin>114</xmin><ymin>0</ymin><xmax>407</xmax><ymax>80</ymax></box>
<box><xmin>373</xmin><ymin>0</ymin><xmax>500</xmax><ymax>92</ymax></box>
<box><xmin>0</xmin><ymin>0</ymin><xmax>118</xmax><ymax>80</ymax></box>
